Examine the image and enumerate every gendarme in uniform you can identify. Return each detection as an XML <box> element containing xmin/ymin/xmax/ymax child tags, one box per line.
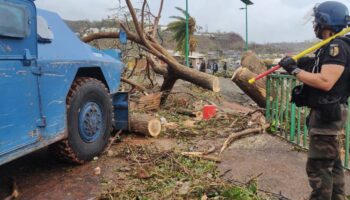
<box><xmin>278</xmin><ymin>1</ymin><xmax>350</xmax><ymax>199</ymax></box>
<box><xmin>306</xmin><ymin>35</ymin><xmax>350</xmax><ymax>200</ymax></box>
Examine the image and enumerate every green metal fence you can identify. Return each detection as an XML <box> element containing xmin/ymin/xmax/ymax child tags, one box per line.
<box><xmin>266</xmin><ymin>73</ymin><xmax>350</xmax><ymax>169</ymax></box>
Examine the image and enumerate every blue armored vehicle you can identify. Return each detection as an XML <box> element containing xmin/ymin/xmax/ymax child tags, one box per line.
<box><xmin>0</xmin><ymin>0</ymin><xmax>128</xmax><ymax>165</ymax></box>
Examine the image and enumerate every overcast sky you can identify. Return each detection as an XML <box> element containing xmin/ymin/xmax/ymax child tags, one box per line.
<box><xmin>35</xmin><ymin>0</ymin><xmax>350</xmax><ymax>44</ymax></box>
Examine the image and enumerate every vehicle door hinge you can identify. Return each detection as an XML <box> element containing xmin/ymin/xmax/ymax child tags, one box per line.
<box><xmin>23</xmin><ymin>49</ymin><xmax>35</xmax><ymax>66</ymax></box>
<box><xmin>36</xmin><ymin>117</ymin><xmax>46</xmax><ymax>128</ymax></box>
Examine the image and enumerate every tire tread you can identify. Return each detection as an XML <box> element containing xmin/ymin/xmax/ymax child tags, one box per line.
<box><xmin>50</xmin><ymin>77</ymin><xmax>112</xmax><ymax>164</ymax></box>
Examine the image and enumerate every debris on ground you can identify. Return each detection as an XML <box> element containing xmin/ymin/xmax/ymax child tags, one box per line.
<box><xmin>96</xmin><ymin>76</ymin><xmax>275</xmax><ymax>199</ymax></box>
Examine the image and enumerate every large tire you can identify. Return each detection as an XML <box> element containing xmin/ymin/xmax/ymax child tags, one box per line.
<box><xmin>51</xmin><ymin>77</ymin><xmax>113</xmax><ymax>164</ymax></box>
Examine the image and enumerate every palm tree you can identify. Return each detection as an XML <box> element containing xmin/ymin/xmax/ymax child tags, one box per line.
<box><xmin>166</xmin><ymin>7</ymin><xmax>197</xmax><ymax>56</ymax></box>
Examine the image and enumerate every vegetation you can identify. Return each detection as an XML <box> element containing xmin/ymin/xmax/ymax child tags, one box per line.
<box><xmin>99</xmin><ymin>145</ymin><xmax>265</xmax><ymax>200</ymax></box>
<box><xmin>166</xmin><ymin>7</ymin><xmax>197</xmax><ymax>55</ymax></box>
<box><xmin>98</xmin><ymin>83</ymin><xmax>272</xmax><ymax>200</ymax></box>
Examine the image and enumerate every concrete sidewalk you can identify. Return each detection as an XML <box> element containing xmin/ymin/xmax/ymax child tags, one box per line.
<box><xmin>218</xmin><ymin>133</ymin><xmax>350</xmax><ymax>200</ymax></box>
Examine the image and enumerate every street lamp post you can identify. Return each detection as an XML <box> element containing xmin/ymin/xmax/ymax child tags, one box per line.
<box><xmin>185</xmin><ymin>0</ymin><xmax>189</xmax><ymax>66</ymax></box>
<box><xmin>240</xmin><ymin>0</ymin><xmax>253</xmax><ymax>51</ymax></box>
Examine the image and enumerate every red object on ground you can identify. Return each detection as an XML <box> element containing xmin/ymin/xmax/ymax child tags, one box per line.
<box><xmin>202</xmin><ymin>105</ymin><xmax>217</xmax><ymax>120</ymax></box>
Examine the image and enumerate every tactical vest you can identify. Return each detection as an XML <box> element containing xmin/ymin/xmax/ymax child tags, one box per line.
<box><xmin>304</xmin><ymin>37</ymin><xmax>350</xmax><ymax>108</ymax></box>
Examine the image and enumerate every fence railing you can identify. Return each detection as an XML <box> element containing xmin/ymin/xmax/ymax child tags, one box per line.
<box><xmin>266</xmin><ymin>73</ymin><xmax>350</xmax><ymax>169</ymax></box>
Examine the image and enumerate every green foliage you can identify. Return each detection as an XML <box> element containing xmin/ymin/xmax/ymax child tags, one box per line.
<box><xmin>247</xmin><ymin>180</ymin><xmax>258</xmax><ymax>194</ymax></box>
<box><xmin>267</xmin><ymin>119</ymin><xmax>277</xmax><ymax>133</ymax></box>
<box><xmin>100</xmin><ymin>147</ymin><xmax>221</xmax><ymax>199</ymax></box>
<box><xmin>222</xmin><ymin>181</ymin><xmax>262</xmax><ymax>200</ymax></box>
<box><xmin>100</xmin><ymin>145</ymin><xmax>270</xmax><ymax>200</ymax></box>
<box><xmin>166</xmin><ymin>7</ymin><xmax>196</xmax><ymax>55</ymax></box>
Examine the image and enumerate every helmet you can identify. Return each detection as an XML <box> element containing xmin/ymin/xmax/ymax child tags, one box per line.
<box><xmin>313</xmin><ymin>1</ymin><xmax>349</xmax><ymax>33</ymax></box>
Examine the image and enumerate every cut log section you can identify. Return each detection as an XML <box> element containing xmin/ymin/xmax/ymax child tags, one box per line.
<box><xmin>129</xmin><ymin>113</ymin><xmax>161</xmax><ymax>137</ymax></box>
<box><xmin>241</xmin><ymin>51</ymin><xmax>267</xmax><ymax>75</ymax></box>
<box><xmin>172</xmin><ymin>64</ymin><xmax>220</xmax><ymax>92</ymax></box>
<box><xmin>232</xmin><ymin>67</ymin><xmax>266</xmax><ymax>108</ymax></box>
<box><xmin>135</xmin><ymin>92</ymin><xmax>162</xmax><ymax>111</ymax></box>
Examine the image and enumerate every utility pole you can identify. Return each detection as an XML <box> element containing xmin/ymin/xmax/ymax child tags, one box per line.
<box><xmin>240</xmin><ymin>0</ymin><xmax>253</xmax><ymax>51</ymax></box>
<box><xmin>185</xmin><ymin>0</ymin><xmax>189</xmax><ymax>66</ymax></box>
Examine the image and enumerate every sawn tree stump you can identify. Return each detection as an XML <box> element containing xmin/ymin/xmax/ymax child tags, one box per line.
<box><xmin>231</xmin><ymin>67</ymin><xmax>266</xmax><ymax>108</ymax></box>
<box><xmin>129</xmin><ymin>113</ymin><xmax>161</xmax><ymax>137</ymax></box>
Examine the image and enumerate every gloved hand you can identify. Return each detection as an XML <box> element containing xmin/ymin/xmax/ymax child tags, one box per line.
<box><xmin>279</xmin><ymin>56</ymin><xmax>300</xmax><ymax>75</ymax></box>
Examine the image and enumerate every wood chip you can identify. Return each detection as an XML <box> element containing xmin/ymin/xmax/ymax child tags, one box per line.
<box><xmin>182</xmin><ymin>120</ymin><xmax>196</xmax><ymax>128</ymax></box>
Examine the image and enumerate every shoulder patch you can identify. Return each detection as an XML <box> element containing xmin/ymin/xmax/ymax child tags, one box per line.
<box><xmin>329</xmin><ymin>44</ymin><xmax>339</xmax><ymax>57</ymax></box>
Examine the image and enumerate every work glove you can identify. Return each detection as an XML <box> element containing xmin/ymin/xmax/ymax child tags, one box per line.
<box><xmin>279</xmin><ymin>56</ymin><xmax>301</xmax><ymax>76</ymax></box>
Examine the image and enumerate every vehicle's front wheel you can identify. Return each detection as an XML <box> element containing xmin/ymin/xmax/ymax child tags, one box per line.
<box><xmin>51</xmin><ymin>77</ymin><xmax>112</xmax><ymax>164</ymax></box>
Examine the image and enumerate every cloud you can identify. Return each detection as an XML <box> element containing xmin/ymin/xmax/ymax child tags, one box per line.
<box><xmin>35</xmin><ymin>0</ymin><xmax>350</xmax><ymax>43</ymax></box>
<box><xmin>36</xmin><ymin>0</ymin><xmax>115</xmax><ymax>20</ymax></box>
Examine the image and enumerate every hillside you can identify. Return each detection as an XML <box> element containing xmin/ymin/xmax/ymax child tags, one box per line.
<box><xmin>161</xmin><ymin>31</ymin><xmax>245</xmax><ymax>53</ymax></box>
<box><xmin>65</xmin><ymin>19</ymin><xmax>315</xmax><ymax>55</ymax></box>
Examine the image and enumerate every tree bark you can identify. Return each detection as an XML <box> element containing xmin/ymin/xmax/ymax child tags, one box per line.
<box><xmin>81</xmin><ymin>32</ymin><xmax>141</xmax><ymax>44</ymax></box>
<box><xmin>241</xmin><ymin>51</ymin><xmax>267</xmax><ymax>75</ymax></box>
<box><xmin>121</xmin><ymin>77</ymin><xmax>148</xmax><ymax>94</ymax></box>
<box><xmin>135</xmin><ymin>92</ymin><xmax>162</xmax><ymax>111</ymax></box>
<box><xmin>170</xmin><ymin>63</ymin><xmax>220</xmax><ymax>92</ymax></box>
<box><xmin>146</xmin><ymin>55</ymin><xmax>168</xmax><ymax>75</ymax></box>
<box><xmin>232</xmin><ymin>67</ymin><xmax>266</xmax><ymax>108</ymax></box>
<box><xmin>129</xmin><ymin>113</ymin><xmax>161</xmax><ymax>137</ymax></box>
<box><xmin>81</xmin><ymin>32</ymin><xmax>220</xmax><ymax>92</ymax></box>
<box><xmin>147</xmin><ymin>55</ymin><xmax>220</xmax><ymax>101</ymax></box>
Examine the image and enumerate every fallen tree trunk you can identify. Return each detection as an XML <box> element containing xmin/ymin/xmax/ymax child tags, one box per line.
<box><xmin>81</xmin><ymin>0</ymin><xmax>221</xmax><ymax>106</ymax></box>
<box><xmin>82</xmin><ymin>32</ymin><xmax>220</xmax><ymax>92</ymax></box>
<box><xmin>129</xmin><ymin>113</ymin><xmax>161</xmax><ymax>137</ymax></box>
<box><xmin>146</xmin><ymin>55</ymin><xmax>168</xmax><ymax>76</ymax></box>
<box><xmin>232</xmin><ymin>67</ymin><xmax>266</xmax><ymax>108</ymax></box>
<box><xmin>172</xmin><ymin>64</ymin><xmax>220</xmax><ymax>92</ymax></box>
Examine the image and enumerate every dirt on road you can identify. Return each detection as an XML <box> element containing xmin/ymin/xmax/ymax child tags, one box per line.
<box><xmin>1</xmin><ymin>77</ymin><xmax>350</xmax><ymax>200</ymax></box>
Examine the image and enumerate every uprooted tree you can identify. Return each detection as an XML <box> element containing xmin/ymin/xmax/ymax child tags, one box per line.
<box><xmin>81</xmin><ymin>0</ymin><xmax>220</xmax><ymax>104</ymax></box>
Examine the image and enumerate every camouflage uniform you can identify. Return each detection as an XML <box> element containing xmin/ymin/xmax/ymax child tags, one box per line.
<box><xmin>306</xmin><ymin>104</ymin><xmax>348</xmax><ymax>200</ymax></box>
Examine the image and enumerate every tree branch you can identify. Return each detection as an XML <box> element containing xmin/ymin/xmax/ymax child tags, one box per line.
<box><xmin>125</xmin><ymin>0</ymin><xmax>164</xmax><ymax>59</ymax></box>
<box><xmin>146</xmin><ymin>55</ymin><xmax>168</xmax><ymax>75</ymax></box>
<box><xmin>151</xmin><ymin>0</ymin><xmax>164</xmax><ymax>38</ymax></box>
<box><xmin>141</xmin><ymin>0</ymin><xmax>147</xmax><ymax>32</ymax></box>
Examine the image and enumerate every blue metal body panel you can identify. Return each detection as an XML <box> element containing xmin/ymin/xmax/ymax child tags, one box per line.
<box><xmin>0</xmin><ymin>1</ymin><xmax>126</xmax><ymax>165</ymax></box>
<box><xmin>113</xmin><ymin>92</ymin><xmax>129</xmax><ymax>130</ymax></box>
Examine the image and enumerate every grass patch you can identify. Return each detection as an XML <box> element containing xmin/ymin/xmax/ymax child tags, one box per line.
<box><xmin>99</xmin><ymin>146</ymin><xmax>267</xmax><ymax>200</ymax></box>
